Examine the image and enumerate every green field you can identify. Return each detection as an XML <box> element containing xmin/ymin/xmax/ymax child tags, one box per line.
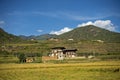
<box><xmin>0</xmin><ymin>41</ymin><xmax>120</xmax><ymax>80</ymax></box>
<box><xmin>0</xmin><ymin>61</ymin><xmax>120</xmax><ymax>80</ymax></box>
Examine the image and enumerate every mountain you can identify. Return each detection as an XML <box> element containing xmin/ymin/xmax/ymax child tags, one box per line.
<box><xmin>35</xmin><ymin>34</ymin><xmax>57</xmax><ymax>40</ymax></box>
<box><xmin>0</xmin><ymin>28</ymin><xmax>22</xmax><ymax>43</ymax></box>
<box><xmin>58</xmin><ymin>25</ymin><xmax>120</xmax><ymax>42</ymax></box>
<box><xmin>19</xmin><ymin>34</ymin><xmax>57</xmax><ymax>40</ymax></box>
<box><xmin>2</xmin><ymin>25</ymin><xmax>120</xmax><ymax>43</ymax></box>
<box><xmin>19</xmin><ymin>35</ymin><xmax>36</xmax><ymax>40</ymax></box>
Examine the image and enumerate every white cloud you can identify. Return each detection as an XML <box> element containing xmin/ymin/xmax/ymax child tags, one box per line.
<box><xmin>8</xmin><ymin>11</ymin><xmax>58</xmax><ymax>18</ymax></box>
<box><xmin>37</xmin><ymin>29</ymin><xmax>43</xmax><ymax>32</ymax></box>
<box><xmin>0</xmin><ymin>21</ymin><xmax>5</xmax><ymax>24</ymax></box>
<box><xmin>58</xmin><ymin>12</ymin><xmax>111</xmax><ymax>21</ymax></box>
<box><xmin>50</xmin><ymin>27</ymin><xmax>73</xmax><ymax>35</ymax></box>
<box><xmin>0</xmin><ymin>21</ymin><xmax>5</xmax><ymax>28</ymax></box>
<box><xmin>8</xmin><ymin>11</ymin><xmax>119</xmax><ymax>21</ymax></box>
<box><xmin>77</xmin><ymin>20</ymin><xmax>115</xmax><ymax>31</ymax></box>
<box><xmin>8</xmin><ymin>11</ymin><xmax>110</xmax><ymax>21</ymax></box>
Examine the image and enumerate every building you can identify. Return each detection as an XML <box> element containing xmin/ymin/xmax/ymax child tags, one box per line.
<box><xmin>48</xmin><ymin>38</ymin><xmax>59</xmax><ymax>41</ymax></box>
<box><xmin>63</xmin><ymin>49</ymin><xmax>77</xmax><ymax>58</ymax></box>
<box><xmin>50</xmin><ymin>47</ymin><xmax>77</xmax><ymax>60</ymax></box>
<box><xmin>26</xmin><ymin>57</ymin><xmax>35</xmax><ymax>62</ymax></box>
<box><xmin>25</xmin><ymin>53</ymin><xmax>35</xmax><ymax>63</ymax></box>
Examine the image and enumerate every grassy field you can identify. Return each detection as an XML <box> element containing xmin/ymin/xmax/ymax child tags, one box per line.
<box><xmin>0</xmin><ymin>41</ymin><xmax>120</xmax><ymax>80</ymax></box>
<box><xmin>0</xmin><ymin>61</ymin><xmax>120</xmax><ymax>80</ymax></box>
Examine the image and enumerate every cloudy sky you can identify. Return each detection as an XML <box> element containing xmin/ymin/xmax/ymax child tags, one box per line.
<box><xmin>0</xmin><ymin>0</ymin><xmax>120</xmax><ymax>36</ymax></box>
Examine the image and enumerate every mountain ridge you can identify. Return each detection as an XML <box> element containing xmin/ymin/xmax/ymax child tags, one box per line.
<box><xmin>19</xmin><ymin>34</ymin><xmax>57</xmax><ymax>40</ymax></box>
<box><xmin>58</xmin><ymin>25</ymin><xmax>120</xmax><ymax>42</ymax></box>
<box><xmin>0</xmin><ymin>28</ymin><xmax>23</xmax><ymax>43</ymax></box>
<box><xmin>1</xmin><ymin>25</ymin><xmax>120</xmax><ymax>42</ymax></box>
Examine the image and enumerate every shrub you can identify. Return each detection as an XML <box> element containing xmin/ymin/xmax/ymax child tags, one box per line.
<box><xmin>18</xmin><ymin>53</ymin><xmax>26</xmax><ymax>63</ymax></box>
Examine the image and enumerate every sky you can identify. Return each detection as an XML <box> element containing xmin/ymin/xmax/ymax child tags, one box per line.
<box><xmin>0</xmin><ymin>0</ymin><xmax>120</xmax><ymax>36</ymax></box>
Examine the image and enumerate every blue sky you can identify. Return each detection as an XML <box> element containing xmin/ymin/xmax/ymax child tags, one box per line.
<box><xmin>0</xmin><ymin>0</ymin><xmax>120</xmax><ymax>36</ymax></box>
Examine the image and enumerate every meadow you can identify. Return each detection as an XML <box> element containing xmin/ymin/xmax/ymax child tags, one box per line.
<box><xmin>0</xmin><ymin>61</ymin><xmax>120</xmax><ymax>80</ymax></box>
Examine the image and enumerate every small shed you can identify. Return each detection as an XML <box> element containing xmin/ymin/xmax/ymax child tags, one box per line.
<box><xmin>26</xmin><ymin>57</ymin><xmax>35</xmax><ymax>63</ymax></box>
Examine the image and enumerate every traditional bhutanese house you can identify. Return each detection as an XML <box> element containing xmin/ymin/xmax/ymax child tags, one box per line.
<box><xmin>63</xmin><ymin>49</ymin><xmax>77</xmax><ymax>58</ymax></box>
<box><xmin>50</xmin><ymin>47</ymin><xmax>77</xmax><ymax>60</ymax></box>
<box><xmin>50</xmin><ymin>47</ymin><xmax>65</xmax><ymax>60</ymax></box>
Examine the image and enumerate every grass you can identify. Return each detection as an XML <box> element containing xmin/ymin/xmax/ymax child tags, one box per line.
<box><xmin>0</xmin><ymin>61</ymin><xmax>120</xmax><ymax>80</ymax></box>
<box><xmin>0</xmin><ymin>56</ymin><xmax>19</xmax><ymax>63</ymax></box>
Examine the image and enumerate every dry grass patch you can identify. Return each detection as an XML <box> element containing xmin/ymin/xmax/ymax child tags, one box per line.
<box><xmin>0</xmin><ymin>61</ymin><xmax>120</xmax><ymax>80</ymax></box>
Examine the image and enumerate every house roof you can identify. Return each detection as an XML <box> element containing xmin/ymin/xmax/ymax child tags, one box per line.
<box><xmin>63</xmin><ymin>49</ymin><xmax>77</xmax><ymax>52</ymax></box>
<box><xmin>51</xmin><ymin>47</ymin><xmax>65</xmax><ymax>49</ymax></box>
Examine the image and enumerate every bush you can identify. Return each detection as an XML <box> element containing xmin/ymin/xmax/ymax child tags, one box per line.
<box><xmin>0</xmin><ymin>50</ymin><xmax>10</xmax><ymax>57</ymax></box>
<box><xmin>36</xmin><ymin>53</ymin><xmax>42</xmax><ymax>57</ymax></box>
<box><xmin>18</xmin><ymin>53</ymin><xmax>26</xmax><ymax>63</ymax></box>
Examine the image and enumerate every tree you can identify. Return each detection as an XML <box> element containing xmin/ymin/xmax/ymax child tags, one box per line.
<box><xmin>18</xmin><ymin>53</ymin><xmax>26</xmax><ymax>63</ymax></box>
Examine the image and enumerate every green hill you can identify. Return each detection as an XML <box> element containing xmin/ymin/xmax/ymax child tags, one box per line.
<box><xmin>32</xmin><ymin>34</ymin><xmax>57</xmax><ymax>40</ymax></box>
<box><xmin>19</xmin><ymin>34</ymin><xmax>57</xmax><ymax>40</ymax></box>
<box><xmin>0</xmin><ymin>28</ymin><xmax>23</xmax><ymax>44</ymax></box>
<box><xmin>58</xmin><ymin>25</ymin><xmax>120</xmax><ymax>42</ymax></box>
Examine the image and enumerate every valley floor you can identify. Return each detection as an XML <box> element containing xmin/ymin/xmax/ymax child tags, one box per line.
<box><xmin>0</xmin><ymin>61</ymin><xmax>120</xmax><ymax>80</ymax></box>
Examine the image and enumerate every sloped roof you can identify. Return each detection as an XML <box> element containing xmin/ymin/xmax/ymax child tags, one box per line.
<box><xmin>51</xmin><ymin>47</ymin><xmax>65</xmax><ymax>49</ymax></box>
<box><xmin>63</xmin><ymin>49</ymin><xmax>77</xmax><ymax>52</ymax></box>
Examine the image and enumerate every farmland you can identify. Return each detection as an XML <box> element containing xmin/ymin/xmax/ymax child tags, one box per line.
<box><xmin>0</xmin><ymin>61</ymin><xmax>120</xmax><ymax>80</ymax></box>
<box><xmin>0</xmin><ymin>40</ymin><xmax>120</xmax><ymax>80</ymax></box>
<box><xmin>0</xmin><ymin>40</ymin><xmax>120</xmax><ymax>63</ymax></box>
<box><xmin>1</xmin><ymin>40</ymin><xmax>120</xmax><ymax>55</ymax></box>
